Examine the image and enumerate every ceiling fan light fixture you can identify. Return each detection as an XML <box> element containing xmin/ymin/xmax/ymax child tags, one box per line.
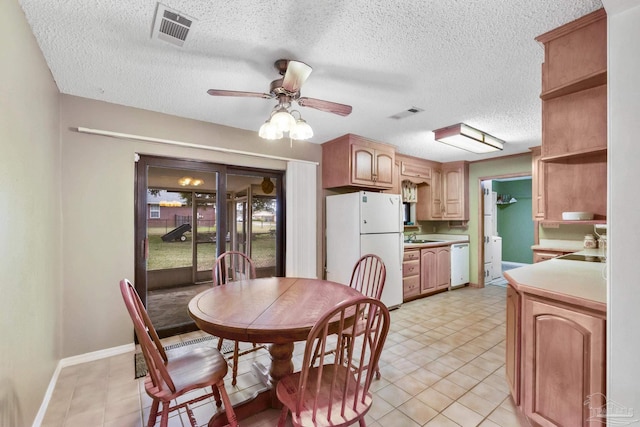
<box><xmin>271</xmin><ymin>107</ymin><xmax>296</xmax><ymax>132</ymax></box>
<box><xmin>433</xmin><ymin>123</ymin><xmax>504</xmax><ymax>153</ymax></box>
<box><xmin>258</xmin><ymin>120</ymin><xmax>283</xmax><ymax>140</ymax></box>
<box><xmin>290</xmin><ymin>117</ymin><xmax>313</xmax><ymax>140</ymax></box>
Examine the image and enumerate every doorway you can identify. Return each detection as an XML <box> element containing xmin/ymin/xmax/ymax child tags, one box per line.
<box><xmin>479</xmin><ymin>174</ymin><xmax>533</xmax><ymax>287</ymax></box>
<box><xmin>135</xmin><ymin>155</ymin><xmax>284</xmax><ymax>337</ymax></box>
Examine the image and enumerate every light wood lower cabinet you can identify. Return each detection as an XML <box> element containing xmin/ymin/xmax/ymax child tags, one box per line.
<box><xmin>505</xmin><ymin>284</ymin><xmax>520</xmax><ymax>406</ymax></box>
<box><xmin>402</xmin><ymin>250</ymin><xmax>420</xmax><ymax>299</ymax></box>
<box><xmin>420</xmin><ymin>246</ymin><xmax>450</xmax><ymax>293</ymax></box>
<box><xmin>403</xmin><ymin>245</ymin><xmax>450</xmax><ymax>301</ymax></box>
<box><xmin>506</xmin><ymin>288</ymin><xmax>606</xmax><ymax>426</ymax></box>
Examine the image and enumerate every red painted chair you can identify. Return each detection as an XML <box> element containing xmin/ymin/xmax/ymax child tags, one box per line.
<box><xmin>213</xmin><ymin>251</ymin><xmax>266</xmax><ymax>386</ymax></box>
<box><xmin>276</xmin><ymin>296</ymin><xmax>390</xmax><ymax>427</ymax></box>
<box><xmin>119</xmin><ymin>279</ymin><xmax>237</xmax><ymax>427</ymax></box>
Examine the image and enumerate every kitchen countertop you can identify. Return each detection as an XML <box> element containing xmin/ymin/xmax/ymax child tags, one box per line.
<box><xmin>403</xmin><ymin>234</ymin><xmax>469</xmax><ymax>249</ymax></box>
<box><xmin>531</xmin><ymin>239</ymin><xmax>585</xmax><ymax>252</ymax></box>
<box><xmin>504</xmin><ymin>248</ymin><xmax>606</xmax><ymax>312</ymax></box>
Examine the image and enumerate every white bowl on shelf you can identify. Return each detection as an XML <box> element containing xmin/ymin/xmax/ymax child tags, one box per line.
<box><xmin>562</xmin><ymin>211</ymin><xmax>594</xmax><ymax>220</ymax></box>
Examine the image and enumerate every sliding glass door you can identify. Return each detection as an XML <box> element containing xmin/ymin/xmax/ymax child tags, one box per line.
<box><xmin>135</xmin><ymin>155</ymin><xmax>284</xmax><ymax>337</ymax></box>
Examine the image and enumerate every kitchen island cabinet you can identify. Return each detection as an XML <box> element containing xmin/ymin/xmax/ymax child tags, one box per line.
<box><xmin>504</xmin><ymin>257</ymin><xmax>606</xmax><ymax>426</ymax></box>
<box><xmin>322</xmin><ymin>133</ymin><xmax>395</xmax><ymax>190</ymax></box>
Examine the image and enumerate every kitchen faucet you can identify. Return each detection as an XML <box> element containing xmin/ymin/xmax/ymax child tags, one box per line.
<box><xmin>407</xmin><ymin>232</ymin><xmax>417</xmax><ymax>242</ymax></box>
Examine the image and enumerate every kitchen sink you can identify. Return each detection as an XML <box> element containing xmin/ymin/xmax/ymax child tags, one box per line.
<box><xmin>404</xmin><ymin>239</ymin><xmax>444</xmax><ymax>244</ymax></box>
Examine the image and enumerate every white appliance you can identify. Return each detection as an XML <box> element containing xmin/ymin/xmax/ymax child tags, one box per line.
<box><xmin>491</xmin><ymin>236</ymin><xmax>503</xmax><ymax>280</ymax></box>
<box><xmin>326</xmin><ymin>191</ymin><xmax>403</xmax><ymax>308</ymax></box>
<box><xmin>450</xmin><ymin>243</ymin><xmax>470</xmax><ymax>288</ymax></box>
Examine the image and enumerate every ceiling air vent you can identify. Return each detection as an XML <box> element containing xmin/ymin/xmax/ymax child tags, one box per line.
<box><xmin>152</xmin><ymin>3</ymin><xmax>193</xmax><ymax>47</ymax></box>
<box><xmin>389</xmin><ymin>107</ymin><xmax>424</xmax><ymax>120</ymax></box>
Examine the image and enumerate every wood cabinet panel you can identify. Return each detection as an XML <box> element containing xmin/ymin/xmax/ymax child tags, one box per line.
<box><xmin>420</xmin><ymin>248</ymin><xmax>437</xmax><ymax>293</ymax></box>
<box><xmin>506</xmin><ymin>284</ymin><xmax>520</xmax><ymax>405</ymax></box>
<box><xmin>402</xmin><ymin>260</ymin><xmax>419</xmax><ymax>277</ymax></box>
<box><xmin>530</xmin><ymin>147</ymin><xmax>545</xmax><ymax>221</ymax></box>
<box><xmin>542</xmin><ymin>85</ymin><xmax>607</xmax><ymax>157</ymax></box>
<box><xmin>436</xmin><ymin>247</ymin><xmax>450</xmax><ymax>289</ymax></box>
<box><xmin>522</xmin><ymin>295</ymin><xmax>605</xmax><ymax>427</ymax></box>
<box><xmin>403</xmin><ymin>275</ymin><xmax>420</xmax><ymax>299</ymax></box>
<box><xmin>544</xmin><ymin>155</ymin><xmax>607</xmax><ymax>221</ymax></box>
<box><xmin>442</xmin><ymin>162</ymin><xmax>469</xmax><ymax>220</ymax></box>
<box><xmin>322</xmin><ymin>134</ymin><xmax>395</xmax><ymax>190</ymax></box>
<box><xmin>401</xmin><ymin>160</ymin><xmax>431</xmax><ymax>180</ymax></box>
<box><xmin>537</xmin><ymin>9</ymin><xmax>606</xmax><ymax>93</ymax></box>
<box><xmin>430</xmin><ymin>168</ymin><xmax>442</xmax><ymax>219</ymax></box>
<box><xmin>535</xmin><ymin>9</ymin><xmax>607</xmax><ymax>223</ymax></box>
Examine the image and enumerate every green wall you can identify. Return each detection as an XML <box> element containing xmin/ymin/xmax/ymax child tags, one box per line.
<box><xmin>493</xmin><ymin>179</ymin><xmax>534</xmax><ymax>264</ymax></box>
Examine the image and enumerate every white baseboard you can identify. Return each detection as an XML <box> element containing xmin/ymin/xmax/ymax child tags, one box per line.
<box><xmin>32</xmin><ymin>343</ymin><xmax>135</xmax><ymax>426</ymax></box>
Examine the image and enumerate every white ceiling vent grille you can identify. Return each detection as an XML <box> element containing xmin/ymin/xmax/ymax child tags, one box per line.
<box><xmin>152</xmin><ymin>3</ymin><xmax>193</xmax><ymax>47</ymax></box>
<box><xmin>389</xmin><ymin>107</ymin><xmax>425</xmax><ymax>120</ymax></box>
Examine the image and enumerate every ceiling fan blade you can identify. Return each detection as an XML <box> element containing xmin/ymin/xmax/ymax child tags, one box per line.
<box><xmin>281</xmin><ymin>61</ymin><xmax>313</xmax><ymax>93</ymax></box>
<box><xmin>207</xmin><ymin>89</ymin><xmax>272</xmax><ymax>99</ymax></box>
<box><xmin>298</xmin><ymin>97</ymin><xmax>353</xmax><ymax>116</ymax></box>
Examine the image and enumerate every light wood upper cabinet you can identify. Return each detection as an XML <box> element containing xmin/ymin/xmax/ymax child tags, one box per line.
<box><xmin>535</xmin><ymin>9</ymin><xmax>607</xmax><ymax>223</ymax></box>
<box><xmin>442</xmin><ymin>161</ymin><xmax>469</xmax><ymax>220</ymax></box>
<box><xmin>400</xmin><ymin>159</ymin><xmax>431</xmax><ymax>181</ymax></box>
<box><xmin>322</xmin><ymin>134</ymin><xmax>395</xmax><ymax>190</ymax></box>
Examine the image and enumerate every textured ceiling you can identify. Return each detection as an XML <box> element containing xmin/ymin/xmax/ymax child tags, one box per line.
<box><xmin>19</xmin><ymin>0</ymin><xmax>603</xmax><ymax>162</ymax></box>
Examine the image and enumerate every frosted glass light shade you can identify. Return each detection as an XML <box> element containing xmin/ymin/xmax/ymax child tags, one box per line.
<box><xmin>290</xmin><ymin>118</ymin><xmax>313</xmax><ymax>140</ymax></box>
<box><xmin>271</xmin><ymin>109</ymin><xmax>296</xmax><ymax>132</ymax></box>
<box><xmin>258</xmin><ymin>121</ymin><xmax>283</xmax><ymax>140</ymax></box>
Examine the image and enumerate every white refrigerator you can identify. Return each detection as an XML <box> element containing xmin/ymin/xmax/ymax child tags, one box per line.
<box><xmin>325</xmin><ymin>191</ymin><xmax>403</xmax><ymax>309</ymax></box>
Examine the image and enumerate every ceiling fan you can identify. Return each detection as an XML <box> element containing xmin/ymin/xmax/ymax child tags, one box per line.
<box><xmin>207</xmin><ymin>59</ymin><xmax>353</xmax><ymax>117</ymax></box>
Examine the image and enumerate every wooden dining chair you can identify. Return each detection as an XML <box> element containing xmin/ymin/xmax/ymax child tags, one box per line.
<box><xmin>119</xmin><ymin>279</ymin><xmax>237</xmax><ymax>427</ymax></box>
<box><xmin>213</xmin><ymin>250</ymin><xmax>265</xmax><ymax>386</ymax></box>
<box><xmin>313</xmin><ymin>254</ymin><xmax>386</xmax><ymax>378</ymax></box>
<box><xmin>276</xmin><ymin>296</ymin><xmax>391</xmax><ymax>427</ymax></box>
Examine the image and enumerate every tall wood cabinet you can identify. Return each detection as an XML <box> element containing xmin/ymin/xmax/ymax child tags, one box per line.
<box><xmin>442</xmin><ymin>162</ymin><xmax>469</xmax><ymax>220</ymax></box>
<box><xmin>535</xmin><ymin>9</ymin><xmax>607</xmax><ymax>223</ymax></box>
<box><xmin>322</xmin><ymin>134</ymin><xmax>395</xmax><ymax>190</ymax></box>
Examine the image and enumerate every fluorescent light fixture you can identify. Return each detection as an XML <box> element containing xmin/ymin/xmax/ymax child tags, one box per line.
<box><xmin>433</xmin><ymin>123</ymin><xmax>504</xmax><ymax>153</ymax></box>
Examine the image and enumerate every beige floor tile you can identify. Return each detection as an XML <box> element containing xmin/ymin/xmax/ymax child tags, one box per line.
<box><xmin>376</xmin><ymin>408</ymin><xmax>422</xmax><ymax>427</ymax></box>
<box><xmin>424</xmin><ymin>413</ymin><xmax>462</xmax><ymax>426</ymax></box>
<box><xmin>432</xmin><ymin>378</ymin><xmax>467</xmax><ymax>400</ymax></box>
<box><xmin>442</xmin><ymin>401</ymin><xmax>484</xmax><ymax>427</ymax></box>
<box><xmin>415</xmin><ymin>387</ymin><xmax>454</xmax><ymax>412</ymax></box>
<box><xmin>42</xmin><ymin>285</ymin><xmax>519</xmax><ymax>427</ymax></box>
<box><xmin>397</xmin><ymin>397</ymin><xmax>439</xmax><ymax>425</ymax></box>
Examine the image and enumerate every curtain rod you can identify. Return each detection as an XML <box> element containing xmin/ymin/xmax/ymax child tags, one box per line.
<box><xmin>76</xmin><ymin>127</ymin><xmax>319</xmax><ymax>165</ymax></box>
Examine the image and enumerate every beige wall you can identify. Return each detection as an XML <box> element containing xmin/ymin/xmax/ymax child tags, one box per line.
<box><xmin>0</xmin><ymin>1</ymin><xmax>62</xmax><ymax>425</ymax></box>
<box><xmin>59</xmin><ymin>95</ymin><xmax>323</xmax><ymax>357</ymax></box>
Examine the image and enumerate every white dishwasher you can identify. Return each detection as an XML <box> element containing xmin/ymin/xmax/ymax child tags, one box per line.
<box><xmin>450</xmin><ymin>243</ymin><xmax>470</xmax><ymax>288</ymax></box>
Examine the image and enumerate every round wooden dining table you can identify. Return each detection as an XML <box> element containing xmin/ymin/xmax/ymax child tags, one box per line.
<box><xmin>188</xmin><ymin>276</ymin><xmax>363</xmax><ymax>426</ymax></box>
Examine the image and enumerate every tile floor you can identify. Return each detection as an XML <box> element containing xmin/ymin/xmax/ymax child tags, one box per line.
<box><xmin>41</xmin><ymin>284</ymin><xmax>524</xmax><ymax>427</ymax></box>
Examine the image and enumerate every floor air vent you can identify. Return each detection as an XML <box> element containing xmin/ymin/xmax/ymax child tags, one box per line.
<box><xmin>152</xmin><ymin>3</ymin><xmax>193</xmax><ymax>47</ymax></box>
